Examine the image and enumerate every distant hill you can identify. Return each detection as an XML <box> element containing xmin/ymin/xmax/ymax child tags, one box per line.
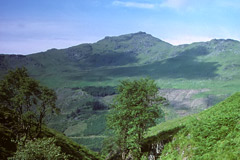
<box><xmin>1</xmin><ymin>32</ymin><xmax>240</xmax><ymax>90</ymax></box>
<box><xmin>0</xmin><ymin>32</ymin><xmax>176</xmax><ymax>88</ymax></box>
<box><xmin>1</xmin><ymin>32</ymin><xmax>240</xmax><ymax>152</ymax></box>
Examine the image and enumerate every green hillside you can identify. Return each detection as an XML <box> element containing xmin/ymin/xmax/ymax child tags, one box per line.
<box><xmin>1</xmin><ymin>32</ymin><xmax>240</xmax><ymax>92</ymax></box>
<box><xmin>143</xmin><ymin>92</ymin><xmax>240</xmax><ymax>159</ymax></box>
<box><xmin>0</xmin><ymin>33</ymin><xmax>240</xmax><ymax>89</ymax></box>
<box><xmin>48</xmin><ymin>87</ymin><xmax>110</xmax><ymax>151</ymax></box>
<box><xmin>1</xmin><ymin>32</ymin><xmax>175</xmax><ymax>88</ymax></box>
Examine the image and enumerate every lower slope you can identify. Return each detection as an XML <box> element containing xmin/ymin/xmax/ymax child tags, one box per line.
<box><xmin>144</xmin><ymin>92</ymin><xmax>240</xmax><ymax>159</ymax></box>
<box><xmin>0</xmin><ymin>106</ymin><xmax>102</xmax><ymax>160</ymax></box>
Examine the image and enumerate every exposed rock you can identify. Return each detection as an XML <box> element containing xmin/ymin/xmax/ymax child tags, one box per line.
<box><xmin>159</xmin><ymin>89</ymin><xmax>211</xmax><ymax>116</ymax></box>
<box><xmin>148</xmin><ymin>142</ymin><xmax>164</xmax><ymax>160</ymax></box>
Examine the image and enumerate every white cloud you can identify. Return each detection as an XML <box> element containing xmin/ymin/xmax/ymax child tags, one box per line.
<box><xmin>113</xmin><ymin>1</ymin><xmax>155</xmax><ymax>9</ymax></box>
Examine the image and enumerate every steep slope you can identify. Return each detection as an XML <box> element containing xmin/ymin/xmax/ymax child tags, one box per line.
<box><xmin>143</xmin><ymin>92</ymin><xmax>240</xmax><ymax>159</ymax></box>
<box><xmin>0</xmin><ymin>106</ymin><xmax>102</xmax><ymax>160</ymax></box>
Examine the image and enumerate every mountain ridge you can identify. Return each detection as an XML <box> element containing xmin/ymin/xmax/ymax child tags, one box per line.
<box><xmin>2</xmin><ymin>31</ymin><xmax>240</xmax><ymax>56</ymax></box>
<box><xmin>1</xmin><ymin>31</ymin><xmax>240</xmax><ymax>89</ymax></box>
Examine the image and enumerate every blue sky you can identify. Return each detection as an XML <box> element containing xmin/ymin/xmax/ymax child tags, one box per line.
<box><xmin>0</xmin><ymin>0</ymin><xmax>240</xmax><ymax>54</ymax></box>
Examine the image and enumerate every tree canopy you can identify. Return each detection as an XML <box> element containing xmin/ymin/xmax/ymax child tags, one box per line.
<box><xmin>0</xmin><ymin>68</ymin><xmax>58</xmax><ymax>140</ymax></box>
<box><xmin>107</xmin><ymin>78</ymin><xmax>166</xmax><ymax>159</ymax></box>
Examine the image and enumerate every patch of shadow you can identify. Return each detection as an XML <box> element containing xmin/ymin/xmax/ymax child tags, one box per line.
<box><xmin>0</xmin><ymin>54</ymin><xmax>43</xmax><ymax>73</ymax></box>
<box><xmin>67</xmin><ymin>73</ymin><xmax>111</xmax><ymax>82</ymax></box>
<box><xmin>85</xmin><ymin>51</ymin><xmax>138</xmax><ymax>67</ymax></box>
<box><xmin>66</xmin><ymin>44</ymin><xmax>93</xmax><ymax>61</ymax></box>
<box><xmin>98</xmin><ymin>46</ymin><xmax>220</xmax><ymax>80</ymax></box>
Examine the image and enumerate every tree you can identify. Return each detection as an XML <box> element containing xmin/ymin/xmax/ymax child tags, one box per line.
<box><xmin>107</xmin><ymin>78</ymin><xmax>166</xmax><ymax>159</ymax></box>
<box><xmin>0</xmin><ymin>68</ymin><xmax>58</xmax><ymax>140</ymax></box>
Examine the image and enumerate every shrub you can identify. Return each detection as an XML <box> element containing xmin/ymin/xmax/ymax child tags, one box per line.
<box><xmin>8</xmin><ymin>137</ymin><xmax>69</xmax><ymax>160</ymax></box>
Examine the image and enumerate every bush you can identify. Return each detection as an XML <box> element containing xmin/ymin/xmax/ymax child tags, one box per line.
<box><xmin>8</xmin><ymin>137</ymin><xmax>69</xmax><ymax>160</ymax></box>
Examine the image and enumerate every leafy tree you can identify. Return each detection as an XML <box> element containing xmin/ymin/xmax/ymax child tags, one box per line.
<box><xmin>0</xmin><ymin>68</ymin><xmax>58</xmax><ymax>140</ymax></box>
<box><xmin>107</xmin><ymin>78</ymin><xmax>166</xmax><ymax>159</ymax></box>
<box><xmin>8</xmin><ymin>137</ymin><xmax>69</xmax><ymax>160</ymax></box>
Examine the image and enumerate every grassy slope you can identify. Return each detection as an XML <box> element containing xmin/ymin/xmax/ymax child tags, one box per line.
<box><xmin>27</xmin><ymin>38</ymin><xmax>240</xmax><ymax>98</ymax></box>
<box><xmin>0</xmin><ymin>106</ymin><xmax>102</xmax><ymax>160</ymax></box>
<box><xmin>47</xmin><ymin>88</ymin><xmax>108</xmax><ymax>152</ymax></box>
<box><xmin>144</xmin><ymin>92</ymin><xmax>240</xmax><ymax>159</ymax></box>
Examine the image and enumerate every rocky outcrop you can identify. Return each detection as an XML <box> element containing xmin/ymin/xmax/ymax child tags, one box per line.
<box><xmin>158</xmin><ymin>89</ymin><xmax>223</xmax><ymax>116</ymax></box>
<box><xmin>148</xmin><ymin>142</ymin><xmax>164</xmax><ymax>160</ymax></box>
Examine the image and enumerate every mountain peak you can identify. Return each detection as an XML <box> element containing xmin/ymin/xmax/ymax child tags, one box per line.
<box><xmin>132</xmin><ymin>31</ymin><xmax>147</xmax><ymax>35</ymax></box>
<box><xmin>102</xmin><ymin>31</ymin><xmax>148</xmax><ymax>41</ymax></box>
<box><xmin>94</xmin><ymin>31</ymin><xmax>172</xmax><ymax>56</ymax></box>
<box><xmin>98</xmin><ymin>31</ymin><xmax>169</xmax><ymax>46</ymax></box>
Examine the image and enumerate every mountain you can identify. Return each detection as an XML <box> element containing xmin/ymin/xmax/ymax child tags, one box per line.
<box><xmin>1</xmin><ymin>32</ymin><xmax>176</xmax><ymax>88</ymax></box>
<box><xmin>1</xmin><ymin>32</ymin><xmax>240</xmax><ymax>151</ymax></box>
<box><xmin>1</xmin><ymin>32</ymin><xmax>240</xmax><ymax>89</ymax></box>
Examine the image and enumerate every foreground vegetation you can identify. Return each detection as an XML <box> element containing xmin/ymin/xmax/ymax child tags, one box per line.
<box><xmin>0</xmin><ymin>104</ymin><xmax>101</xmax><ymax>160</ymax></box>
<box><xmin>143</xmin><ymin>92</ymin><xmax>240</xmax><ymax>159</ymax></box>
<box><xmin>0</xmin><ymin>68</ymin><xmax>101</xmax><ymax>160</ymax></box>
